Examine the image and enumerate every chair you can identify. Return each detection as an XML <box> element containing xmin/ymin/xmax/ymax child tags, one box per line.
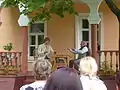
<box><xmin>52</xmin><ymin>54</ymin><xmax>72</xmax><ymax>71</ymax></box>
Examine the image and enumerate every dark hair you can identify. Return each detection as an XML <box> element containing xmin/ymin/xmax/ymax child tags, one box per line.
<box><xmin>44</xmin><ymin>37</ymin><xmax>50</xmax><ymax>43</ymax></box>
<box><xmin>44</xmin><ymin>67</ymin><xmax>83</xmax><ymax>90</ymax></box>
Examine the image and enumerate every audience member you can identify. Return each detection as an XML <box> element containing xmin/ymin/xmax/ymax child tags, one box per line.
<box><xmin>20</xmin><ymin>59</ymin><xmax>52</xmax><ymax>90</ymax></box>
<box><xmin>44</xmin><ymin>67</ymin><xmax>83</xmax><ymax>90</ymax></box>
<box><xmin>116</xmin><ymin>71</ymin><xmax>120</xmax><ymax>90</ymax></box>
<box><xmin>79</xmin><ymin>56</ymin><xmax>107</xmax><ymax>90</ymax></box>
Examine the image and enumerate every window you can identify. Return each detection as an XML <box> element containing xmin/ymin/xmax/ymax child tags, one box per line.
<box><xmin>82</xmin><ymin>19</ymin><xmax>89</xmax><ymax>29</ymax></box>
<box><xmin>81</xmin><ymin>18</ymin><xmax>90</xmax><ymax>47</ymax></box>
<box><xmin>28</xmin><ymin>22</ymin><xmax>46</xmax><ymax>60</ymax></box>
<box><xmin>82</xmin><ymin>30</ymin><xmax>89</xmax><ymax>41</ymax></box>
<box><xmin>80</xmin><ymin>18</ymin><xmax>101</xmax><ymax>48</ymax></box>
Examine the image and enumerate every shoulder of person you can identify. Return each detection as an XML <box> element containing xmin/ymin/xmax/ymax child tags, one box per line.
<box><xmin>20</xmin><ymin>84</ymin><xmax>29</xmax><ymax>90</ymax></box>
<box><xmin>90</xmin><ymin>77</ymin><xmax>107</xmax><ymax>90</ymax></box>
<box><xmin>80</xmin><ymin>76</ymin><xmax>107</xmax><ymax>90</ymax></box>
<box><xmin>84</xmin><ymin>46</ymin><xmax>88</xmax><ymax>49</ymax></box>
<box><xmin>20</xmin><ymin>82</ymin><xmax>36</xmax><ymax>90</ymax></box>
<box><xmin>38</xmin><ymin>43</ymin><xmax>45</xmax><ymax>47</ymax></box>
<box><xmin>82</xmin><ymin>46</ymin><xmax>88</xmax><ymax>50</ymax></box>
<box><xmin>20</xmin><ymin>81</ymin><xmax>46</xmax><ymax>90</ymax></box>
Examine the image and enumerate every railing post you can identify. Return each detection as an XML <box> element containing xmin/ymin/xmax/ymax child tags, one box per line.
<box><xmin>21</xmin><ymin>26</ymin><xmax>28</xmax><ymax>74</ymax></box>
<box><xmin>91</xmin><ymin>24</ymin><xmax>98</xmax><ymax>59</ymax></box>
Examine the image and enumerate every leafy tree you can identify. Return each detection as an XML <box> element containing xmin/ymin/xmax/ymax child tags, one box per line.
<box><xmin>2</xmin><ymin>0</ymin><xmax>77</xmax><ymax>22</ymax></box>
<box><xmin>105</xmin><ymin>0</ymin><xmax>120</xmax><ymax>17</ymax></box>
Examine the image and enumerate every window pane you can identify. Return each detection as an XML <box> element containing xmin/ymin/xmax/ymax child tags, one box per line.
<box><xmin>82</xmin><ymin>31</ymin><xmax>89</xmax><ymax>41</ymax></box>
<box><xmin>30</xmin><ymin>35</ymin><xmax>36</xmax><ymax>45</ymax></box>
<box><xmin>30</xmin><ymin>23</ymin><xmax>44</xmax><ymax>33</ymax></box>
<box><xmin>82</xmin><ymin>19</ymin><xmax>89</xmax><ymax>29</ymax></box>
<box><xmin>38</xmin><ymin>35</ymin><xmax>44</xmax><ymax>45</ymax></box>
<box><xmin>30</xmin><ymin>47</ymin><xmax>35</xmax><ymax>56</ymax></box>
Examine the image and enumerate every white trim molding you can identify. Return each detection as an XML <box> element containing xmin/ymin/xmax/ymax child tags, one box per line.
<box><xmin>28</xmin><ymin>21</ymin><xmax>47</xmax><ymax>61</ymax></box>
<box><xmin>75</xmin><ymin>13</ymin><xmax>104</xmax><ymax>50</ymax></box>
<box><xmin>80</xmin><ymin>0</ymin><xmax>103</xmax><ymax>24</ymax></box>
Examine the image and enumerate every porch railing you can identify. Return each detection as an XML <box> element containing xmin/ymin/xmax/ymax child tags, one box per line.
<box><xmin>0</xmin><ymin>50</ymin><xmax>117</xmax><ymax>75</ymax></box>
<box><xmin>0</xmin><ymin>52</ymin><xmax>22</xmax><ymax>75</ymax></box>
<box><xmin>98</xmin><ymin>50</ymin><xmax>119</xmax><ymax>76</ymax></box>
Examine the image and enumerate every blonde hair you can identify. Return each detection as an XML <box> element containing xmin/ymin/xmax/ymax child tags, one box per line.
<box><xmin>79</xmin><ymin>56</ymin><xmax>98</xmax><ymax>76</ymax></box>
<box><xmin>32</xmin><ymin>59</ymin><xmax>52</xmax><ymax>80</ymax></box>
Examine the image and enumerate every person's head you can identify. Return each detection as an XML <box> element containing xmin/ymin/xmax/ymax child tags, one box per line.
<box><xmin>32</xmin><ymin>59</ymin><xmax>52</xmax><ymax>80</ymax></box>
<box><xmin>80</xmin><ymin>41</ymin><xmax>87</xmax><ymax>47</ymax></box>
<box><xmin>79</xmin><ymin>56</ymin><xmax>98</xmax><ymax>76</ymax></box>
<box><xmin>44</xmin><ymin>67</ymin><xmax>83</xmax><ymax>90</ymax></box>
<box><xmin>44</xmin><ymin>37</ymin><xmax>51</xmax><ymax>45</ymax></box>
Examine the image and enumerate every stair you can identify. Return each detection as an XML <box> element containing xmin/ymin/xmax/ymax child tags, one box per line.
<box><xmin>0</xmin><ymin>75</ymin><xmax>25</xmax><ymax>90</ymax></box>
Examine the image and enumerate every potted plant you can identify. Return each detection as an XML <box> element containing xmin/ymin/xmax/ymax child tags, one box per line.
<box><xmin>0</xmin><ymin>43</ymin><xmax>17</xmax><ymax>75</ymax></box>
<box><xmin>98</xmin><ymin>61</ymin><xmax>116</xmax><ymax>79</ymax></box>
<box><xmin>3</xmin><ymin>43</ymin><xmax>13</xmax><ymax>52</ymax></box>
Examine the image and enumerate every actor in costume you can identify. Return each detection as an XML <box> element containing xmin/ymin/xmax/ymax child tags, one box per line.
<box><xmin>69</xmin><ymin>41</ymin><xmax>89</xmax><ymax>70</ymax></box>
<box><xmin>38</xmin><ymin>37</ymin><xmax>54</xmax><ymax>60</ymax></box>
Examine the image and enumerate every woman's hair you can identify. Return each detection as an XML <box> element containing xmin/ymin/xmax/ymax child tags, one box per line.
<box><xmin>44</xmin><ymin>37</ymin><xmax>50</xmax><ymax>43</ymax></box>
<box><xmin>79</xmin><ymin>56</ymin><xmax>98</xmax><ymax>76</ymax></box>
<box><xmin>32</xmin><ymin>59</ymin><xmax>52</xmax><ymax>80</ymax></box>
<box><xmin>44</xmin><ymin>67</ymin><xmax>83</xmax><ymax>90</ymax></box>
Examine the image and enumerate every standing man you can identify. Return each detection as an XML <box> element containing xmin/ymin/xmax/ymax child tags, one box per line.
<box><xmin>38</xmin><ymin>37</ymin><xmax>54</xmax><ymax>60</ymax></box>
<box><xmin>69</xmin><ymin>41</ymin><xmax>89</xmax><ymax>70</ymax></box>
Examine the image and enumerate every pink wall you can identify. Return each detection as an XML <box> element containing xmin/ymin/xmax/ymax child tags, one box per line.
<box><xmin>0</xmin><ymin>7</ymin><xmax>24</xmax><ymax>52</ymax></box>
<box><xmin>99</xmin><ymin>3</ymin><xmax>119</xmax><ymax>50</ymax></box>
<box><xmin>0</xmin><ymin>8</ymin><xmax>28</xmax><ymax>73</ymax></box>
<box><xmin>47</xmin><ymin>14</ymin><xmax>75</xmax><ymax>54</ymax></box>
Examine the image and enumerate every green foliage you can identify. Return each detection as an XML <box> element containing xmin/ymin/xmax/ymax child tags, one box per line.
<box><xmin>0</xmin><ymin>65</ymin><xmax>17</xmax><ymax>75</ymax></box>
<box><xmin>2</xmin><ymin>0</ymin><xmax>19</xmax><ymax>7</ymax></box>
<box><xmin>2</xmin><ymin>0</ymin><xmax>77</xmax><ymax>22</ymax></box>
<box><xmin>3</xmin><ymin>43</ymin><xmax>13</xmax><ymax>51</ymax></box>
<box><xmin>105</xmin><ymin>0</ymin><xmax>120</xmax><ymax>17</ymax></box>
<box><xmin>98</xmin><ymin>60</ymin><xmax>116</xmax><ymax>76</ymax></box>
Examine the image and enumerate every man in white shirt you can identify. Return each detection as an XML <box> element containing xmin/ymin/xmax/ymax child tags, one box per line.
<box><xmin>69</xmin><ymin>41</ymin><xmax>89</xmax><ymax>70</ymax></box>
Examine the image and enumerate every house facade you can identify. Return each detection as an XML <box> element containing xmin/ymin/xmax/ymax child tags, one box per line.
<box><xmin>0</xmin><ymin>1</ymin><xmax>119</xmax><ymax>72</ymax></box>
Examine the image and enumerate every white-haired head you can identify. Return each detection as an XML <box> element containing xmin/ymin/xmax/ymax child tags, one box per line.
<box><xmin>79</xmin><ymin>56</ymin><xmax>98</xmax><ymax>76</ymax></box>
<box><xmin>32</xmin><ymin>59</ymin><xmax>52</xmax><ymax>80</ymax></box>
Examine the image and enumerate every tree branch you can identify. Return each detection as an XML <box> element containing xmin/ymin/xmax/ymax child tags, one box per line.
<box><xmin>105</xmin><ymin>0</ymin><xmax>120</xmax><ymax>17</ymax></box>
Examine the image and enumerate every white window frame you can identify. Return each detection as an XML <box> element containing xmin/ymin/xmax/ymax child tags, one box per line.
<box><xmin>75</xmin><ymin>13</ymin><xmax>104</xmax><ymax>50</ymax></box>
<box><xmin>79</xmin><ymin>16</ymin><xmax>91</xmax><ymax>48</ymax></box>
<box><xmin>28</xmin><ymin>21</ymin><xmax>47</xmax><ymax>62</ymax></box>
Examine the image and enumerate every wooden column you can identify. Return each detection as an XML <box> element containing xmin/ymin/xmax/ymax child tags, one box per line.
<box><xmin>21</xmin><ymin>26</ymin><xmax>28</xmax><ymax>74</ymax></box>
<box><xmin>91</xmin><ymin>24</ymin><xmax>98</xmax><ymax>59</ymax></box>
